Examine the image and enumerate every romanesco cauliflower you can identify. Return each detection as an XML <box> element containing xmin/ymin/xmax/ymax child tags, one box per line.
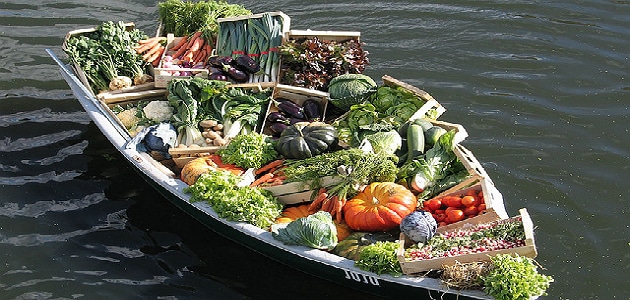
<box><xmin>143</xmin><ymin>101</ymin><xmax>174</xmax><ymax>123</ymax></box>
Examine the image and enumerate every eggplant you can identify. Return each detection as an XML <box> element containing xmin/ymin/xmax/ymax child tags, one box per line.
<box><xmin>208</xmin><ymin>55</ymin><xmax>234</xmax><ymax>68</ymax></box>
<box><xmin>209</xmin><ymin>71</ymin><xmax>229</xmax><ymax>81</ymax></box>
<box><xmin>266</xmin><ymin>112</ymin><xmax>289</xmax><ymax>124</ymax></box>
<box><xmin>289</xmin><ymin>117</ymin><xmax>306</xmax><ymax>125</ymax></box>
<box><xmin>269</xmin><ymin>122</ymin><xmax>288</xmax><ymax>136</ymax></box>
<box><xmin>277</xmin><ymin>99</ymin><xmax>305</xmax><ymax>119</ymax></box>
<box><xmin>234</xmin><ymin>55</ymin><xmax>261</xmax><ymax>73</ymax></box>
<box><xmin>303</xmin><ymin>99</ymin><xmax>322</xmax><ymax>121</ymax></box>
<box><xmin>224</xmin><ymin>66</ymin><xmax>249</xmax><ymax>83</ymax></box>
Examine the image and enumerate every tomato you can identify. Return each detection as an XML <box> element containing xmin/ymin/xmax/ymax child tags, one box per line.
<box><xmin>434</xmin><ymin>213</ymin><xmax>446</xmax><ymax>222</ymax></box>
<box><xmin>478</xmin><ymin>203</ymin><xmax>487</xmax><ymax>211</ymax></box>
<box><xmin>463</xmin><ymin>205</ymin><xmax>478</xmax><ymax>216</ymax></box>
<box><xmin>446</xmin><ymin>209</ymin><xmax>465</xmax><ymax>223</ymax></box>
<box><xmin>424</xmin><ymin>199</ymin><xmax>442</xmax><ymax>211</ymax></box>
<box><xmin>446</xmin><ymin>196</ymin><xmax>463</xmax><ymax>208</ymax></box>
<box><xmin>461</xmin><ymin>195</ymin><xmax>475</xmax><ymax>206</ymax></box>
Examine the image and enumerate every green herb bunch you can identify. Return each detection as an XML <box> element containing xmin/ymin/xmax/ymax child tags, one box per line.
<box><xmin>218</xmin><ymin>132</ymin><xmax>278</xmax><ymax>169</ymax></box>
<box><xmin>185</xmin><ymin>171</ymin><xmax>283</xmax><ymax>229</ymax></box>
<box><xmin>482</xmin><ymin>254</ymin><xmax>554</xmax><ymax>300</ymax></box>
<box><xmin>355</xmin><ymin>241</ymin><xmax>402</xmax><ymax>276</ymax></box>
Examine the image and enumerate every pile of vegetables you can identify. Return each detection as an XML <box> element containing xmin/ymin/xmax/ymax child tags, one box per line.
<box><xmin>158</xmin><ymin>0</ymin><xmax>251</xmax><ymax>43</ymax></box>
<box><xmin>216</xmin><ymin>13</ymin><xmax>285</xmax><ymax>82</ymax></box>
<box><xmin>279</xmin><ymin>37</ymin><xmax>369</xmax><ymax>91</ymax></box>
<box><xmin>64</xmin><ymin>21</ymin><xmax>151</xmax><ymax>93</ymax></box>
<box><xmin>80</xmin><ymin>3</ymin><xmax>551</xmax><ymax>295</ymax></box>
<box><xmin>165</xmin><ymin>77</ymin><xmax>271</xmax><ymax>146</ymax></box>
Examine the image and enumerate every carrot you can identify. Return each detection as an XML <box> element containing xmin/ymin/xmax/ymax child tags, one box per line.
<box><xmin>256</xmin><ymin>159</ymin><xmax>285</xmax><ymax>175</ymax></box>
<box><xmin>321</xmin><ymin>197</ymin><xmax>334</xmax><ymax>213</ymax></box>
<box><xmin>170</xmin><ymin>35</ymin><xmax>189</xmax><ymax>51</ymax></box>
<box><xmin>136</xmin><ymin>37</ymin><xmax>165</xmax><ymax>53</ymax></box>
<box><xmin>188</xmin><ymin>35</ymin><xmax>205</xmax><ymax>53</ymax></box>
<box><xmin>192</xmin><ymin>49</ymin><xmax>206</xmax><ymax>64</ymax></box>
<box><xmin>308</xmin><ymin>188</ymin><xmax>328</xmax><ymax>213</ymax></box>
<box><xmin>146</xmin><ymin>46</ymin><xmax>164</xmax><ymax>64</ymax></box>
<box><xmin>250</xmin><ymin>173</ymin><xmax>274</xmax><ymax>187</ymax></box>
<box><xmin>142</xmin><ymin>43</ymin><xmax>163</xmax><ymax>60</ymax></box>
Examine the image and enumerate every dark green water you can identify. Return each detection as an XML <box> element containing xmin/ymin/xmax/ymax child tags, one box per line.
<box><xmin>1</xmin><ymin>0</ymin><xmax>628</xmax><ymax>299</ymax></box>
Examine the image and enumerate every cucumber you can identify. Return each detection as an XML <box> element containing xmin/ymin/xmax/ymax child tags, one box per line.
<box><xmin>412</xmin><ymin>118</ymin><xmax>433</xmax><ymax>131</ymax></box>
<box><xmin>424</xmin><ymin>126</ymin><xmax>448</xmax><ymax>149</ymax></box>
<box><xmin>406</xmin><ymin>123</ymin><xmax>425</xmax><ymax>163</ymax></box>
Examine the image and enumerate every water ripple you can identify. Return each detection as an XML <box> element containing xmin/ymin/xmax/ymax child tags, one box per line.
<box><xmin>0</xmin><ymin>108</ymin><xmax>90</xmax><ymax>127</ymax></box>
<box><xmin>21</xmin><ymin>140</ymin><xmax>89</xmax><ymax>166</ymax></box>
<box><xmin>0</xmin><ymin>171</ymin><xmax>81</xmax><ymax>185</ymax></box>
<box><xmin>0</xmin><ymin>192</ymin><xmax>106</xmax><ymax>218</ymax></box>
<box><xmin>0</xmin><ymin>130</ymin><xmax>82</xmax><ymax>152</ymax></box>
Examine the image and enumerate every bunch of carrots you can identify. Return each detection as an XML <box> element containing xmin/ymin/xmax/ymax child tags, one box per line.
<box><xmin>135</xmin><ymin>36</ymin><xmax>167</xmax><ymax>67</ymax></box>
<box><xmin>167</xmin><ymin>31</ymin><xmax>213</xmax><ymax>65</ymax></box>
<box><xmin>250</xmin><ymin>159</ymin><xmax>286</xmax><ymax>187</ymax></box>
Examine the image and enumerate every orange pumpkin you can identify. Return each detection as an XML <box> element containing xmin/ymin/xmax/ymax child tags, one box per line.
<box><xmin>343</xmin><ymin>182</ymin><xmax>417</xmax><ymax>232</ymax></box>
<box><xmin>180</xmin><ymin>155</ymin><xmax>245</xmax><ymax>185</ymax></box>
<box><xmin>275</xmin><ymin>203</ymin><xmax>353</xmax><ymax>241</ymax></box>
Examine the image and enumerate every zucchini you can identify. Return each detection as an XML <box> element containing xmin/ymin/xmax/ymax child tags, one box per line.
<box><xmin>406</xmin><ymin>124</ymin><xmax>425</xmax><ymax>163</ymax></box>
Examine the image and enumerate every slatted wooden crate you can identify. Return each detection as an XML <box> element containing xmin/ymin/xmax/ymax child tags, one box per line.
<box><xmin>396</xmin><ymin>208</ymin><xmax>537</xmax><ymax>274</ymax></box>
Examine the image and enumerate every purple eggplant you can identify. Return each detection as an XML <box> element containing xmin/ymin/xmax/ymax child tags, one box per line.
<box><xmin>269</xmin><ymin>122</ymin><xmax>288</xmax><ymax>136</ymax></box>
<box><xmin>277</xmin><ymin>99</ymin><xmax>305</xmax><ymax>119</ymax></box>
<box><xmin>289</xmin><ymin>117</ymin><xmax>306</xmax><ymax>125</ymax></box>
<box><xmin>224</xmin><ymin>65</ymin><xmax>249</xmax><ymax>83</ymax></box>
<box><xmin>235</xmin><ymin>55</ymin><xmax>261</xmax><ymax>73</ymax></box>
<box><xmin>208</xmin><ymin>56</ymin><xmax>234</xmax><ymax>68</ymax></box>
<box><xmin>266</xmin><ymin>112</ymin><xmax>289</xmax><ymax>124</ymax></box>
<box><xmin>303</xmin><ymin>99</ymin><xmax>323</xmax><ymax>121</ymax></box>
<box><xmin>209</xmin><ymin>71</ymin><xmax>229</xmax><ymax>81</ymax></box>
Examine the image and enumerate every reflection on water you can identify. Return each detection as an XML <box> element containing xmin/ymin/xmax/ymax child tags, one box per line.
<box><xmin>0</xmin><ymin>0</ymin><xmax>628</xmax><ymax>298</ymax></box>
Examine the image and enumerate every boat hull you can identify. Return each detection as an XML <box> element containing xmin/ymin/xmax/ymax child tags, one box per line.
<box><xmin>48</xmin><ymin>49</ymin><xmax>490</xmax><ymax>300</ymax></box>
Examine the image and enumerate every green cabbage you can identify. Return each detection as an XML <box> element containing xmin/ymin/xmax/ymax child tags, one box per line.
<box><xmin>328</xmin><ymin>74</ymin><xmax>377</xmax><ymax>110</ymax></box>
<box><xmin>364</xmin><ymin>130</ymin><xmax>402</xmax><ymax>156</ymax></box>
<box><xmin>271</xmin><ymin>211</ymin><xmax>338</xmax><ymax>250</ymax></box>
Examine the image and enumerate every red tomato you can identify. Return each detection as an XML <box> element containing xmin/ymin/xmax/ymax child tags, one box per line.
<box><xmin>448</xmin><ymin>196</ymin><xmax>463</xmax><ymax>208</ymax></box>
<box><xmin>434</xmin><ymin>213</ymin><xmax>446</xmax><ymax>222</ymax></box>
<box><xmin>478</xmin><ymin>203</ymin><xmax>487</xmax><ymax>211</ymax></box>
<box><xmin>425</xmin><ymin>199</ymin><xmax>442</xmax><ymax>211</ymax></box>
<box><xmin>463</xmin><ymin>205</ymin><xmax>478</xmax><ymax>216</ymax></box>
<box><xmin>446</xmin><ymin>209</ymin><xmax>465</xmax><ymax>223</ymax></box>
<box><xmin>461</xmin><ymin>195</ymin><xmax>476</xmax><ymax>206</ymax></box>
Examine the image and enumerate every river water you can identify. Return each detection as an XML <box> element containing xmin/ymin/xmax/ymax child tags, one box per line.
<box><xmin>0</xmin><ymin>0</ymin><xmax>628</xmax><ymax>299</ymax></box>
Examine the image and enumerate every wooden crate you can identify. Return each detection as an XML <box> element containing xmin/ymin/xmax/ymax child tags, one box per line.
<box><xmin>215</xmin><ymin>12</ymin><xmax>291</xmax><ymax>83</ymax></box>
<box><xmin>262</xmin><ymin>176</ymin><xmax>341</xmax><ymax>205</ymax></box>
<box><xmin>429</xmin><ymin>144</ymin><xmax>493</xmax><ymax>197</ymax></box>
<box><xmin>153</xmin><ymin>34</ymin><xmax>210</xmax><ymax>88</ymax></box>
<box><xmin>168</xmin><ymin>82</ymin><xmax>276</xmax><ymax>169</ymax></box>
<box><xmin>382</xmin><ymin>75</ymin><xmax>446</xmax><ymax>120</ymax></box>
<box><xmin>62</xmin><ymin>23</ymin><xmax>161</xmax><ymax>96</ymax></box>
<box><xmin>432</xmin><ymin>177</ymin><xmax>509</xmax><ymax>233</ymax></box>
<box><xmin>396</xmin><ymin>208</ymin><xmax>537</xmax><ymax>274</ymax></box>
<box><xmin>279</xmin><ymin>30</ymin><xmax>362</xmax><ymax>86</ymax></box>
<box><xmin>260</xmin><ymin>84</ymin><xmax>330</xmax><ymax>136</ymax></box>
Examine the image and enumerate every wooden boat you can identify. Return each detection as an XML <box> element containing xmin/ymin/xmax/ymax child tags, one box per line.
<box><xmin>47</xmin><ymin>44</ymin><xmax>531</xmax><ymax>299</ymax></box>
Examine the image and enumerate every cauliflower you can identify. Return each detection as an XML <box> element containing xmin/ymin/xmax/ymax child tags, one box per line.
<box><xmin>143</xmin><ymin>101</ymin><xmax>174</xmax><ymax>123</ymax></box>
<box><xmin>116</xmin><ymin>108</ymin><xmax>140</xmax><ymax>129</ymax></box>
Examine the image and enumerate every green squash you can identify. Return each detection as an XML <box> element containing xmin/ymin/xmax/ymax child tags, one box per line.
<box><xmin>276</xmin><ymin>122</ymin><xmax>338</xmax><ymax>159</ymax></box>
